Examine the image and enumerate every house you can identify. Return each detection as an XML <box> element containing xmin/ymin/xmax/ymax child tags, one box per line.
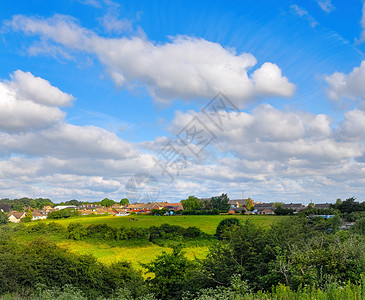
<box><xmin>78</xmin><ymin>209</ymin><xmax>95</xmax><ymax>215</ymax></box>
<box><xmin>111</xmin><ymin>203</ymin><xmax>121</xmax><ymax>209</ymax></box>
<box><xmin>112</xmin><ymin>209</ymin><xmax>129</xmax><ymax>216</ymax></box>
<box><xmin>254</xmin><ymin>203</ymin><xmax>275</xmax><ymax>214</ymax></box>
<box><xmin>42</xmin><ymin>206</ymin><xmax>55</xmax><ymax>212</ymax></box>
<box><xmin>94</xmin><ymin>208</ymin><xmax>108</xmax><ymax>215</ymax></box>
<box><xmin>163</xmin><ymin>203</ymin><xmax>183</xmax><ymax>211</ymax></box>
<box><xmin>228</xmin><ymin>199</ymin><xmax>250</xmax><ymax>208</ymax></box>
<box><xmin>261</xmin><ymin>208</ymin><xmax>275</xmax><ymax>215</ymax></box>
<box><xmin>228</xmin><ymin>207</ymin><xmax>247</xmax><ymax>214</ymax></box>
<box><xmin>8</xmin><ymin>212</ymin><xmax>27</xmax><ymax>223</ymax></box>
<box><xmin>155</xmin><ymin>202</ymin><xmax>168</xmax><ymax>209</ymax></box>
<box><xmin>314</xmin><ymin>203</ymin><xmax>331</xmax><ymax>209</ymax></box>
<box><xmin>32</xmin><ymin>211</ymin><xmax>47</xmax><ymax>221</ymax></box>
<box><xmin>282</xmin><ymin>203</ymin><xmax>306</xmax><ymax>212</ymax></box>
<box><xmin>125</xmin><ymin>203</ymin><xmax>160</xmax><ymax>214</ymax></box>
<box><xmin>78</xmin><ymin>203</ymin><xmax>100</xmax><ymax>209</ymax></box>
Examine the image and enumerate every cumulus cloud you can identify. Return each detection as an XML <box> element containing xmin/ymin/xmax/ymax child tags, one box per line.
<box><xmin>168</xmin><ymin>104</ymin><xmax>359</xmax><ymax>168</ymax></box>
<box><xmin>0</xmin><ymin>73</ymin><xmax>66</xmax><ymax>132</ymax></box>
<box><xmin>339</xmin><ymin>109</ymin><xmax>365</xmax><ymax>140</ymax></box>
<box><xmin>325</xmin><ymin>61</ymin><xmax>365</xmax><ymax>103</ymax></box>
<box><xmin>9</xmin><ymin>70</ymin><xmax>74</xmax><ymax>107</ymax></box>
<box><xmin>6</xmin><ymin>14</ymin><xmax>295</xmax><ymax>106</ymax></box>
<box><xmin>0</xmin><ymin>70</ymin><xmax>157</xmax><ymax>201</ymax></box>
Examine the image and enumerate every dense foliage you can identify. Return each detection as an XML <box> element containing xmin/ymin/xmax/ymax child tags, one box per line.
<box><xmin>0</xmin><ymin>197</ymin><xmax>54</xmax><ymax>211</ymax></box>
<box><xmin>47</xmin><ymin>208</ymin><xmax>80</xmax><ymax>219</ymax></box>
<box><xmin>0</xmin><ymin>231</ymin><xmax>144</xmax><ymax>299</ymax></box>
<box><xmin>181</xmin><ymin>193</ymin><xmax>230</xmax><ymax>214</ymax></box>
<box><xmin>1</xmin><ymin>197</ymin><xmax>365</xmax><ymax>299</ymax></box>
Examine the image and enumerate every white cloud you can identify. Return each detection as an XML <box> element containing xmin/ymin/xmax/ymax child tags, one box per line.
<box><xmin>9</xmin><ymin>70</ymin><xmax>74</xmax><ymax>107</ymax></box>
<box><xmin>0</xmin><ymin>75</ymin><xmax>65</xmax><ymax>132</ymax></box>
<box><xmin>326</xmin><ymin>61</ymin><xmax>365</xmax><ymax>103</ymax></box>
<box><xmin>339</xmin><ymin>109</ymin><xmax>365</xmax><ymax>140</ymax></box>
<box><xmin>98</xmin><ymin>13</ymin><xmax>133</xmax><ymax>35</ymax></box>
<box><xmin>168</xmin><ymin>104</ymin><xmax>360</xmax><ymax>168</ymax></box>
<box><xmin>0</xmin><ymin>70</ymin><xmax>152</xmax><ymax>201</ymax></box>
<box><xmin>316</xmin><ymin>0</ymin><xmax>335</xmax><ymax>13</ymax></box>
<box><xmin>6</xmin><ymin>14</ymin><xmax>295</xmax><ymax>106</ymax></box>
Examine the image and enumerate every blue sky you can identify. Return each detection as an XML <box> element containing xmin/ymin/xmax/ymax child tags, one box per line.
<box><xmin>0</xmin><ymin>0</ymin><xmax>365</xmax><ymax>203</ymax></box>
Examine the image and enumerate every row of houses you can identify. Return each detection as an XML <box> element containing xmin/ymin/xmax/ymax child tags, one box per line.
<box><xmin>227</xmin><ymin>200</ymin><xmax>331</xmax><ymax>215</ymax></box>
<box><xmin>78</xmin><ymin>202</ymin><xmax>183</xmax><ymax>215</ymax></box>
<box><xmin>7</xmin><ymin>201</ymin><xmax>184</xmax><ymax>222</ymax></box>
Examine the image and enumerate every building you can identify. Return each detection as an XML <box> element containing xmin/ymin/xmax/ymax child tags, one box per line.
<box><xmin>32</xmin><ymin>211</ymin><xmax>47</xmax><ymax>221</ymax></box>
<box><xmin>78</xmin><ymin>209</ymin><xmax>95</xmax><ymax>215</ymax></box>
<box><xmin>8</xmin><ymin>212</ymin><xmax>27</xmax><ymax>223</ymax></box>
<box><xmin>125</xmin><ymin>203</ymin><xmax>160</xmax><ymax>214</ymax></box>
<box><xmin>111</xmin><ymin>203</ymin><xmax>121</xmax><ymax>209</ymax></box>
<box><xmin>163</xmin><ymin>203</ymin><xmax>183</xmax><ymax>211</ymax></box>
<box><xmin>228</xmin><ymin>199</ymin><xmax>249</xmax><ymax>208</ymax></box>
<box><xmin>282</xmin><ymin>203</ymin><xmax>306</xmax><ymax>212</ymax></box>
<box><xmin>112</xmin><ymin>208</ymin><xmax>129</xmax><ymax>216</ymax></box>
<box><xmin>314</xmin><ymin>203</ymin><xmax>331</xmax><ymax>209</ymax></box>
<box><xmin>54</xmin><ymin>205</ymin><xmax>77</xmax><ymax>210</ymax></box>
<box><xmin>228</xmin><ymin>207</ymin><xmax>247</xmax><ymax>214</ymax></box>
<box><xmin>254</xmin><ymin>203</ymin><xmax>275</xmax><ymax>214</ymax></box>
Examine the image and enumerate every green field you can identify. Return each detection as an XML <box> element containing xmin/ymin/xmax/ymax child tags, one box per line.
<box><xmin>43</xmin><ymin>214</ymin><xmax>283</xmax><ymax>234</ymax></box>
<box><xmin>22</xmin><ymin>214</ymin><xmax>286</xmax><ymax>273</ymax></box>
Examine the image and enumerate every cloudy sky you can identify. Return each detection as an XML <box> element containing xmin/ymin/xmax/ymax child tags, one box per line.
<box><xmin>0</xmin><ymin>0</ymin><xmax>365</xmax><ymax>203</ymax></box>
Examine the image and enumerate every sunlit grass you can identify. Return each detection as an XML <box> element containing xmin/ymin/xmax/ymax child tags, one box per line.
<box><xmin>43</xmin><ymin>214</ymin><xmax>284</xmax><ymax>234</ymax></box>
<box><xmin>57</xmin><ymin>240</ymin><xmax>209</xmax><ymax>278</ymax></box>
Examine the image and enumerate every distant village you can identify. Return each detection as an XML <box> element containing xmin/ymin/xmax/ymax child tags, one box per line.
<box><xmin>2</xmin><ymin>197</ymin><xmax>332</xmax><ymax>223</ymax></box>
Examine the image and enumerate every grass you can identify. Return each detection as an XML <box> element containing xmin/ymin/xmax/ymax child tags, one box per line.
<box><xmin>57</xmin><ymin>239</ymin><xmax>209</xmax><ymax>278</ymax></box>
<box><xmin>42</xmin><ymin>214</ymin><xmax>284</xmax><ymax>234</ymax></box>
<box><xmin>19</xmin><ymin>214</ymin><xmax>286</xmax><ymax>274</ymax></box>
<box><xmin>57</xmin><ymin>240</ymin><xmax>209</xmax><ymax>265</ymax></box>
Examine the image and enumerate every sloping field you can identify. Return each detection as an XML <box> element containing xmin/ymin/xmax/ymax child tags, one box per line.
<box><xmin>44</xmin><ymin>214</ymin><xmax>284</xmax><ymax>234</ymax></box>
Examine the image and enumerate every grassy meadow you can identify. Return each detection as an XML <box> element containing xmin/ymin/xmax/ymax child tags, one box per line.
<box><xmin>20</xmin><ymin>214</ymin><xmax>286</xmax><ymax>273</ymax></box>
<box><xmin>42</xmin><ymin>214</ymin><xmax>282</xmax><ymax>234</ymax></box>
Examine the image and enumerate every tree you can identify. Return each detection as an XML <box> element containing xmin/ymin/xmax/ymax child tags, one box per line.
<box><xmin>0</xmin><ymin>211</ymin><xmax>8</xmax><ymax>225</ymax></box>
<box><xmin>211</xmin><ymin>193</ymin><xmax>230</xmax><ymax>212</ymax></box>
<box><xmin>216</xmin><ymin>218</ymin><xmax>241</xmax><ymax>240</ymax></box>
<box><xmin>331</xmin><ymin>197</ymin><xmax>364</xmax><ymax>213</ymax></box>
<box><xmin>0</xmin><ymin>203</ymin><xmax>11</xmax><ymax>212</ymax></box>
<box><xmin>21</xmin><ymin>210</ymin><xmax>32</xmax><ymax>223</ymax></box>
<box><xmin>100</xmin><ymin>198</ymin><xmax>115</xmax><ymax>207</ymax></box>
<box><xmin>65</xmin><ymin>199</ymin><xmax>82</xmax><ymax>206</ymax></box>
<box><xmin>351</xmin><ymin>217</ymin><xmax>365</xmax><ymax>235</ymax></box>
<box><xmin>307</xmin><ymin>202</ymin><xmax>315</xmax><ymax>209</ymax></box>
<box><xmin>246</xmin><ymin>198</ymin><xmax>254</xmax><ymax>211</ymax></box>
<box><xmin>274</xmin><ymin>206</ymin><xmax>294</xmax><ymax>215</ymax></box>
<box><xmin>144</xmin><ymin>245</ymin><xmax>195</xmax><ymax>299</ymax></box>
<box><xmin>181</xmin><ymin>196</ymin><xmax>202</xmax><ymax>211</ymax></box>
<box><xmin>120</xmin><ymin>198</ymin><xmax>129</xmax><ymax>206</ymax></box>
<box><xmin>13</xmin><ymin>204</ymin><xmax>23</xmax><ymax>212</ymax></box>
